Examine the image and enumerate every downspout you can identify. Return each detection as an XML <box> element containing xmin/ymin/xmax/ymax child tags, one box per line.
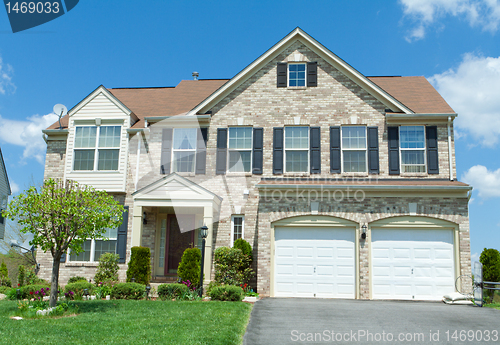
<box><xmin>448</xmin><ymin>116</ymin><xmax>454</xmax><ymax>181</ymax></box>
<box><xmin>134</xmin><ymin>132</ymin><xmax>141</xmax><ymax>191</ymax></box>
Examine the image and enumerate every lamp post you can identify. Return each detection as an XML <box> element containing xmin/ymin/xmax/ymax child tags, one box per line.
<box><xmin>146</xmin><ymin>285</ymin><xmax>151</xmax><ymax>300</ymax></box>
<box><xmin>10</xmin><ymin>240</ymin><xmax>40</xmax><ymax>275</ymax></box>
<box><xmin>199</xmin><ymin>225</ymin><xmax>208</xmax><ymax>297</ymax></box>
<box><xmin>361</xmin><ymin>224</ymin><xmax>367</xmax><ymax>240</ymax></box>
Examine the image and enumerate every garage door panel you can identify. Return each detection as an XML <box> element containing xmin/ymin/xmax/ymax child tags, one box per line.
<box><xmin>274</xmin><ymin>226</ymin><xmax>355</xmax><ymax>298</ymax></box>
<box><xmin>372</xmin><ymin>228</ymin><xmax>455</xmax><ymax>301</ymax></box>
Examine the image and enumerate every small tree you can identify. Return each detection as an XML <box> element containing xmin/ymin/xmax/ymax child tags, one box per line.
<box><xmin>480</xmin><ymin>248</ymin><xmax>500</xmax><ymax>303</ymax></box>
<box><xmin>126</xmin><ymin>246</ymin><xmax>151</xmax><ymax>285</ymax></box>
<box><xmin>1</xmin><ymin>179</ymin><xmax>124</xmax><ymax>307</ymax></box>
<box><xmin>177</xmin><ymin>247</ymin><xmax>201</xmax><ymax>288</ymax></box>
<box><xmin>0</xmin><ymin>261</ymin><xmax>8</xmax><ymax>278</ymax></box>
<box><xmin>94</xmin><ymin>253</ymin><xmax>120</xmax><ymax>283</ymax></box>
<box><xmin>17</xmin><ymin>265</ymin><xmax>25</xmax><ymax>287</ymax></box>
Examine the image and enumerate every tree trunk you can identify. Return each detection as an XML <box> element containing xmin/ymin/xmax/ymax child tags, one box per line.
<box><xmin>49</xmin><ymin>257</ymin><xmax>60</xmax><ymax>308</ymax></box>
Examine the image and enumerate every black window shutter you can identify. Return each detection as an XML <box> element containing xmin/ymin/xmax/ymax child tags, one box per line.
<box><xmin>273</xmin><ymin>127</ymin><xmax>284</xmax><ymax>174</ymax></box>
<box><xmin>310</xmin><ymin>127</ymin><xmax>321</xmax><ymax>174</ymax></box>
<box><xmin>307</xmin><ymin>62</ymin><xmax>318</xmax><ymax>87</ymax></box>
<box><xmin>216</xmin><ymin>128</ymin><xmax>227</xmax><ymax>175</ymax></box>
<box><xmin>367</xmin><ymin>126</ymin><xmax>379</xmax><ymax>174</ymax></box>
<box><xmin>195</xmin><ymin>128</ymin><xmax>208</xmax><ymax>174</ymax></box>
<box><xmin>330</xmin><ymin>126</ymin><xmax>341</xmax><ymax>173</ymax></box>
<box><xmin>252</xmin><ymin>128</ymin><xmax>263</xmax><ymax>174</ymax></box>
<box><xmin>426</xmin><ymin>126</ymin><xmax>439</xmax><ymax>174</ymax></box>
<box><xmin>160</xmin><ymin>128</ymin><xmax>172</xmax><ymax>174</ymax></box>
<box><xmin>388</xmin><ymin>127</ymin><xmax>400</xmax><ymax>175</ymax></box>
<box><xmin>277</xmin><ymin>63</ymin><xmax>287</xmax><ymax>87</ymax></box>
<box><xmin>116</xmin><ymin>206</ymin><xmax>129</xmax><ymax>264</ymax></box>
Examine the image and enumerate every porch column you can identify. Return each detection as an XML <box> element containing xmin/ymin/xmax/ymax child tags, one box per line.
<box><xmin>203</xmin><ymin>205</ymin><xmax>214</xmax><ymax>285</ymax></box>
<box><xmin>131</xmin><ymin>205</ymin><xmax>143</xmax><ymax>247</ymax></box>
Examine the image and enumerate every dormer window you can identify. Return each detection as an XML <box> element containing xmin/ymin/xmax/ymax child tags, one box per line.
<box><xmin>73</xmin><ymin>126</ymin><xmax>121</xmax><ymax>171</ymax></box>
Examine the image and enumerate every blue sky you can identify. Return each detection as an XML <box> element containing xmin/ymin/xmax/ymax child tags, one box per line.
<box><xmin>0</xmin><ymin>0</ymin><xmax>499</xmax><ymax>260</ymax></box>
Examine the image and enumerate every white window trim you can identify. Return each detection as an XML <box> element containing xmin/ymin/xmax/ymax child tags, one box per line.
<box><xmin>284</xmin><ymin>126</ymin><xmax>310</xmax><ymax>173</ymax></box>
<box><xmin>72</xmin><ymin>126</ymin><xmax>121</xmax><ymax>172</ymax></box>
<box><xmin>287</xmin><ymin>63</ymin><xmax>307</xmax><ymax>87</ymax></box>
<box><xmin>227</xmin><ymin>127</ymin><xmax>253</xmax><ymax>173</ymax></box>
<box><xmin>340</xmin><ymin>126</ymin><xmax>368</xmax><ymax>173</ymax></box>
<box><xmin>399</xmin><ymin>125</ymin><xmax>427</xmax><ymax>173</ymax></box>
<box><xmin>230</xmin><ymin>215</ymin><xmax>245</xmax><ymax>247</ymax></box>
<box><xmin>171</xmin><ymin>128</ymin><xmax>197</xmax><ymax>173</ymax></box>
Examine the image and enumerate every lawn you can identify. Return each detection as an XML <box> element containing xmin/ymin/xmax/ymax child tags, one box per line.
<box><xmin>0</xmin><ymin>300</ymin><xmax>252</xmax><ymax>345</ymax></box>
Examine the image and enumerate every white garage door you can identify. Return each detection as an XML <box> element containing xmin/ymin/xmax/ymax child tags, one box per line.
<box><xmin>274</xmin><ymin>227</ymin><xmax>355</xmax><ymax>298</ymax></box>
<box><xmin>371</xmin><ymin>229</ymin><xmax>455</xmax><ymax>301</ymax></box>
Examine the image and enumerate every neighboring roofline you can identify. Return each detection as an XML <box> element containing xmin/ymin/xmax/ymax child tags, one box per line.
<box><xmin>68</xmin><ymin>85</ymin><xmax>132</xmax><ymax>117</ymax></box>
<box><xmin>0</xmin><ymin>148</ymin><xmax>12</xmax><ymax>195</ymax></box>
<box><xmin>188</xmin><ymin>27</ymin><xmax>413</xmax><ymax>116</ymax></box>
<box><xmin>110</xmin><ymin>86</ymin><xmax>175</xmax><ymax>90</ymax></box>
<box><xmin>42</xmin><ymin>129</ymin><xmax>69</xmax><ymax>134</ymax></box>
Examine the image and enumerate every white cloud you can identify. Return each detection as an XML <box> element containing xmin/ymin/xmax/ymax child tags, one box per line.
<box><xmin>9</xmin><ymin>181</ymin><xmax>19</xmax><ymax>194</ymax></box>
<box><xmin>0</xmin><ymin>113</ymin><xmax>59</xmax><ymax>164</ymax></box>
<box><xmin>0</xmin><ymin>56</ymin><xmax>16</xmax><ymax>95</ymax></box>
<box><xmin>462</xmin><ymin>165</ymin><xmax>500</xmax><ymax>198</ymax></box>
<box><xmin>400</xmin><ymin>0</ymin><xmax>500</xmax><ymax>41</ymax></box>
<box><xmin>429</xmin><ymin>53</ymin><xmax>500</xmax><ymax>147</ymax></box>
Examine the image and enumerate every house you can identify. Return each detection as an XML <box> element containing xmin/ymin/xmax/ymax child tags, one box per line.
<box><xmin>0</xmin><ymin>147</ymin><xmax>12</xmax><ymax>239</ymax></box>
<box><xmin>39</xmin><ymin>28</ymin><xmax>472</xmax><ymax>300</ymax></box>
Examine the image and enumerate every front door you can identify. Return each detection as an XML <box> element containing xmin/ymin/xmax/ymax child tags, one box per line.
<box><xmin>165</xmin><ymin>215</ymin><xmax>195</xmax><ymax>275</ymax></box>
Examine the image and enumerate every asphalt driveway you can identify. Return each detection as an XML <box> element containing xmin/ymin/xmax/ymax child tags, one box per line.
<box><xmin>243</xmin><ymin>298</ymin><xmax>499</xmax><ymax>345</ymax></box>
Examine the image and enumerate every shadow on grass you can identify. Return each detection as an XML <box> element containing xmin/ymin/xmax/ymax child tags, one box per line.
<box><xmin>72</xmin><ymin>300</ymin><xmax>121</xmax><ymax>314</ymax></box>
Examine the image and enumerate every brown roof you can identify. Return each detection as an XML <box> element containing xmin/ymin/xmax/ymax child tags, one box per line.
<box><xmin>257</xmin><ymin>178</ymin><xmax>469</xmax><ymax>188</ymax></box>
<box><xmin>368</xmin><ymin>76</ymin><xmax>455</xmax><ymax>114</ymax></box>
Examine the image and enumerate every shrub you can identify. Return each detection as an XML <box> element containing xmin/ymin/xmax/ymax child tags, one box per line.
<box><xmin>233</xmin><ymin>238</ymin><xmax>253</xmax><ymax>263</ymax></box>
<box><xmin>64</xmin><ymin>281</ymin><xmax>94</xmax><ymax>296</ymax></box>
<box><xmin>206</xmin><ymin>281</ymin><xmax>222</xmax><ymax>295</ymax></box>
<box><xmin>111</xmin><ymin>282</ymin><xmax>145</xmax><ymax>300</ymax></box>
<box><xmin>17</xmin><ymin>265</ymin><xmax>25</xmax><ymax>287</ymax></box>
<box><xmin>8</xmin><ymin>283</ymin><xmax>51</xmax><ymax>299</ymax></box>
<box><xmin>480</xmin><ymin>248</ymin><xmax>500</xmax><ymax>303</ymax></box>
<box><xmin>0</xmin><ymin>261</ymin><xmax>10</xmax><ymax>287</ymax></box>
<box><xmin>213</xmin><ymin>247</ymin><xmax>254</xmax><ymax>286</ymax></box>
<box><xmin>208</xmin><ymin>285</ymin><xmax>243</xmax><ymax>301</ymax></box>
<box><xmin>157</xmin><ymin>283</ymin><xmax>189</xmax><ymax>300</ymax></box>
<box><xmin>94</xmin><ymin>252</ymin><xmax>120</xmax><ymax>283</ymax></box>
<box><xmin>177</xmin><ymin>248</ymin><xmax>201</xmax><ymax>288</ymax></box>
<box><xmin>67</xmin><ymin>276</ymin><xmax>88</xmax><ymax>284</ymax></box>
<box><xmin>0</xmin><ymin>286</ymin><xmax>11</xmax><ymax>294</ymax></box>
<box><xmin>126</xmin><ymin>246</ymin><xmax>151</xmax><ymax>285</ymax></box>
<box><xmin>25</xmin><ymin>266</ymin><xmax>47</xmax><ymax>285</ymax></box>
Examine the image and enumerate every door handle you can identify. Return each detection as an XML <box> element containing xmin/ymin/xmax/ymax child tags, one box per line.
<box><xmin>314</xmin><ymin>267</ymin><xmax>316</xmax><ymax>273</ymax></box>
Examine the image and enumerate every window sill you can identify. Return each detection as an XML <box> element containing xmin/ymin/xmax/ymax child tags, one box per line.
<box><xmin>70</xmin><ymin>171</ymin><xmax>121</xmax><ymax>174</ymax></box>
<box><xmin>64</xmin><ymin>262</ymin><xmax>99</xmax><ymax>267</ymax></box>
<box><xmin>283</xmin><ymin>172</ymin><xmax>311</xmax><ymax>177</ymax></box>
<box><xmin>287</xmin><ymin>86</ymin><xmax>307</xmax><ymax>90</ymax></box>
<box><xmin>400</xmin><ymin>173</ymin><xmax>428</xmax><ymax>178</ymax></box>
<box><xmin>174</xmin><ymin>172</ymin><xmax>196</xmax><ymax>177</ymax></box>
<box><xmin>341</xmin><ymin>172</ymin><xmax>369</xmax><ymax>178</ymax></box>
<box><xmin>226</xmin><ymin>172</ymin><xmax>253</xmax><ymax>177</ymax></box>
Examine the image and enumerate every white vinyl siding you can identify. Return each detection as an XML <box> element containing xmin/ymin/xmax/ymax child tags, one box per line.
<box><xmin>284</xmin><ymin>127</ymin><xmax>309</xmax><ymax>172</ymax></box>
<box><xmin>341</xmin><ymin>126</ymin><xmax>367</xmax><ymax>173</ymax></box>
<box><xmin>0</xmin><ymin>155</ymin><xmax>10</xmax><ymax>239</ymax></box>
<box><xmin>64</xmin><ymin>92</ymin><xmax>130</xmax><ymax>192</ymax></box>
<box><xmin>400</xmin><ymin>126</ymin><xmax>426</xmax><ymax>173</ymax></box>
<box><xmin>228</xmin><ymin>127</ymin><xmax>252</xmax><ymax>173</ymax></box>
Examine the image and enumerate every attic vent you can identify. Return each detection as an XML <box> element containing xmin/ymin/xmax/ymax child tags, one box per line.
<box><xmin>192</xmin><ymin>71</ymin><xmax>199</xmax><ymax>80</ymax></box>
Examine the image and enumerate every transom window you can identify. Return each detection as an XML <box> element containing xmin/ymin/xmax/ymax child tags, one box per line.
<box><xmin>172</xmin><ymin>128</ymin><xmax>197</xmax><ymax>173</ymax></box>
<box><xmin>342</xmin><ymin>126</ymin><xmax>367</xmax><ymax>173</ymax></box>
<box><xmin>228</xmin><ymin>127</ymin><xmax>252</xmax><ymax>172</ymax></box>
<box><xmin>231</xmin><ymin>215</ymin><xmax>244</xmax><ymax>246</ymax></box>
<box><xmin>400</xmin><ymin>126</ymin><xmax>426</xmax><ymax>173</ymax></box>
<box><xmin>285</xmin><ymin>127</ymin><xmax>309</xmax><ymax>172</ymax></box>
<box><xmin>73</xmin><ymin>126</ymin><xmax>121</xmax><ymax>171</ymax></box>
<box><xmin>69</xmin><ymin>227</ymin><xmax>117</xmax><ymax>262</ymax></box>
<box><xmin>288</xmin><ymin>64</ymin><xmax>306</xmax><ymax>87</ymax></box>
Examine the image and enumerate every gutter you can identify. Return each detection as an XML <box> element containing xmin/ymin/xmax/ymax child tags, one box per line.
<box><xmin>144</xmin><ymin>114</ymin><xmax>211</xmax><ymax>122</ymax></box>
<box><xmin>386</xmin><ymin>113</ymin><xmax>458</xmax><ymax>119</ymax></box>
<box><xmin>256</xmin><ymin>184</ymin><xmax>472</xmax><ymax>192</ymax></box>
<box><xmin>448</xmin><ymin>116</ymin><xmax>454</xmax><ymax>181</ymax></box>
<box><xmin>41</xmin><ymin>129</ymin><xmax>69</xmax><ymax>134</ymax></box>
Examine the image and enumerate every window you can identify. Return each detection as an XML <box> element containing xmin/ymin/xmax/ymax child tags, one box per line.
<box><xmin>73</xmin><ymin>126</ymin><xmax>121</xmax><ymax>171</ymax></box>
<box><xmin>342</xmin><ymin>126</ymin><xmax>367</xmax><ymax>173</ymax></box>
<box><xmin>288</xmin><ymin>63</ymin><xmax>306</xmax><ymax>87</ymax></box>
<box><xmin>400</xmin><ymin>126</ymin><xmax>426</xmax><ymax>173</ymax></box>
<box><xmin>228</xmin><ymin>127</ymin><xmax>252</xmax><ymax>172</ymax></box>
<box><xmin>231</xmin><ymin>215</ymin><xmax>244</xmax><ymax>246</ymax></box>
<box><xmin>69</xmin><ymin>227</ymin><xmax>117</xmax><ymax>262</ymax></box>
<box><xmin>285</xmin><ymin>127</ymin><xmax>309</xmax><ymax>172</ymax></box>
<box><xmin>172</xmin><ymin>128</ymin><xmax>197</xmax><ymax>172</ymax></box>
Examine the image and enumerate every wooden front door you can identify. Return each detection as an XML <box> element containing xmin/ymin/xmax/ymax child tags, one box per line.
<box><xmin>165</xmin><ymin>215</ymin><xmax>195</xmax><ymax>275</ymax></box>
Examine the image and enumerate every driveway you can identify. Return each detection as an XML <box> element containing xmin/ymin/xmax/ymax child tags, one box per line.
<box><xmin>243</xmin><ymin>298</ymin><xmax>499</xmax><ymax>345</ymax></box>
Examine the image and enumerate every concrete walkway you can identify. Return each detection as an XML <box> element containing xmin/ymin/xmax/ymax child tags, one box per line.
<box><xmin>243</xmin><ymin>298</ymin><xmax>499</xmax><ymax>344</ymax></box>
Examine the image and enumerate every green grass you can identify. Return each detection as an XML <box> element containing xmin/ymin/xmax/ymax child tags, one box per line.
<box><xmin>0</xmin><ymin>300</ymin><xmax>252</xmax><ymax>344</ymax></box>
<box><xmin>485</xmin><ymin>302</ymin><xmax>500</xmax><ymax>310</ymax></box>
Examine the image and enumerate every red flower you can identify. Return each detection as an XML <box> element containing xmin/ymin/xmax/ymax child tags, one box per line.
<box><xmin>29</xmin><ymin>292</ymin><xmax>33</xmax><ymax>295</ymax></box>
<box><xmin>17</xmin><ymin>284</ymin><xmax>20</xmax><ymax>287</ymax></box>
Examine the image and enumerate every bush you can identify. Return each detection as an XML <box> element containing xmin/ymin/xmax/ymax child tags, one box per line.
<box><xmin>213</xmin><ymin>247</ymin><xmax>254</xmax><ymax>286</ymax></box>
<box><xmin>126</xmin><ymin>246</ymin><xmax>151</xmax><ymax>285</ymax></box>
<box><xmin>206</xmin><ymin>281</ymin><xmax>222</xmax><ymax>295</ymax></box>
<box><xmin>480</xmin><ymin>248</ymin><xmax>500</xmax><ymax>303</ymax></box>
<box><xmin>208</xmin><ymin>285</ymin><xmax>243</xmax><ymax>301</ymax></box>
<box><xmin>0</xmin><ymin>286</ymin><xmax>11</xmax><ymax>294</ymax></box>
<box><xmin>177</xmin><ymin>248</ymin><xmax>201</xmax><ymax>288</ymax></box>
<box><xmin>94</xmin><ymin>252</ymin><xmax>120</xmax><ymax>283</ymax></box>
<box><xmin>111</xmin><ymin>282</ymin><xmax>145</xmax><ymax>300</ymax></box>
<box><xmin>67</xmin><ymin>276</ymin><xmax>88</xmax><ymax>284</ymax></box>
<box><xmin>233</xmin><ymin>238</ymin><xmax>253</xmax><ymax>263</ymax></box>
<box><xmin>64</xmin><ymin>281</ymin><xmax>94</xmax><ymax>296</ymax></box>
<box><xmin>0</xmin><ymin>261</ymin><xmax>10</xmax><ymax>287</ymax></box>
<box><xmin>17</xmin><ymin>265</ymin><xmax>25</xmax><ymax>287</ymax></box>
<box><xmin>7</xmin><ymin>283</ymin><xmax>51</xmax><ymax>299</ymax></box>
<box><xmin>157</xmin><ymin>283</ymin><xmax>189</xmax><ymax>300</ymax></box>
<box><xmin>25</xmin><ymin>266</ymin><xmax>47</xmax><ymax>285</ymax></box>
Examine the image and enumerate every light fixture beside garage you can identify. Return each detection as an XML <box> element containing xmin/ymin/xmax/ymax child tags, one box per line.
<box><xmin>361</xmin><ymin>224</ymin><xmax>367</xmax><ymax>240</ymax></box>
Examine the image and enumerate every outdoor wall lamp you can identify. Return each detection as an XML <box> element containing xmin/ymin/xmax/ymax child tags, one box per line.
<box><xmin>199</xmin><ymin>225</ymin><xmax>209</xmax><ymax>297</ymax></box>
<box><xmin>361</xmin><ymin>224</ymin><xmax>367</xmax><ymax>240</ymax></box>
<box><xmin>143</xmin><ymin>212</ymin><xmax>147</xmax><ymax>225</ymax></box>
